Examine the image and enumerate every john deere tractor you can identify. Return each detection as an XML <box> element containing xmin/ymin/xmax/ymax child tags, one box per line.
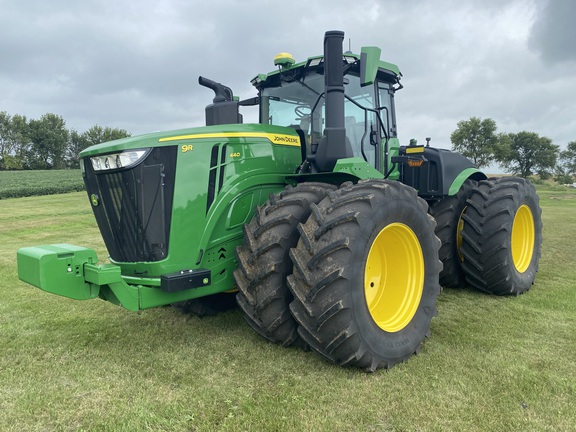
<box><xmin>17</xmin><ymin>31</ymin><xmax>542</xmax><ymax>371</ymax></box>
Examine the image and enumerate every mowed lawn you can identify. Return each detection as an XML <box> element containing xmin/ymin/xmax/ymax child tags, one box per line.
<box><xmin>1</xmin><ymin>187</ymin><xmax>575</xmax><ymax>431</ymax></box>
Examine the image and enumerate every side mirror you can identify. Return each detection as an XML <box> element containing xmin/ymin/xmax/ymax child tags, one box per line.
<box><xmin>360</xmin><ymin>46</ymin><xmax>381</xmax><ymax>87</ymax></box>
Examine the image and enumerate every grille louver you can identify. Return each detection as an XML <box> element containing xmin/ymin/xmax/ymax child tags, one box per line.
<box><xmin>83</xmin><ymin>146</ymin><xmax>177</xmax><ymax>263</ymax></box>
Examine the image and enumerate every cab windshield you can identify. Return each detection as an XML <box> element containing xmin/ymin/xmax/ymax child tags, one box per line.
<box><xmin>260</xmin><ymin>72</ymin><xmax>390</xmax><ymax>167</ymax></box>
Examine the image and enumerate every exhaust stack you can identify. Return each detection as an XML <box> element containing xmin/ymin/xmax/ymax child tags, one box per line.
<box><xmin>314</xmin><ymin>30</ymin><xmax>353</xmax><ymax>172</ymax></box>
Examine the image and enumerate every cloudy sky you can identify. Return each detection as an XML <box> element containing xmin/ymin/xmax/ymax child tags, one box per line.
<box><xmin>1</xmin><ymin>0</ymin><xmax>575</xmax><ymax>153</ymax></box>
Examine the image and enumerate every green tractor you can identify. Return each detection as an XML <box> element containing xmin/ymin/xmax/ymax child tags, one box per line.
<box><xmin>17</xmin><ymin>31</ymin><xmax>542</xmax><ymax>371</ymax></box>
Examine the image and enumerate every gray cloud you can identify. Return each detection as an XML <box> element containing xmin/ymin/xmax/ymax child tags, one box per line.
<box><xmin>529</xmin><ymin>0</ymin><xmax>576</xmax><ymax>63</ymax></box>
<box><xmin>1</xmin><ymin>0</ymin><xmax>574</xmax><ymax>154</ymax></box>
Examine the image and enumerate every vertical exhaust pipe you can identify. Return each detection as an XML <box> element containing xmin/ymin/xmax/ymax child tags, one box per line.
<box><xmin>314</xmin><ymin>30</ymin><xmax>352</xmax><ymax>172</ymax></box>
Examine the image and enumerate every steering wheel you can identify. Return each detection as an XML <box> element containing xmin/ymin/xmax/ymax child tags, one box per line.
<box><xmin>295</xmin><ymin>105</ymin><xmax>311</xmax><ymax>118</ymax></box>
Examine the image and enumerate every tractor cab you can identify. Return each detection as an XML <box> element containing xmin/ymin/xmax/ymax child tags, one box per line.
<box><xmin>251</xmin><ymin>49</ymin><xmax>402</xmax><ymax>174</ymax></box>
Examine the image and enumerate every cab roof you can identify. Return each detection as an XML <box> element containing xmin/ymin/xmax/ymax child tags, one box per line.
<box><xmin>251</xmin><ymin>52</ymin><xmax>402</xmax><ymax>90</ymax></box>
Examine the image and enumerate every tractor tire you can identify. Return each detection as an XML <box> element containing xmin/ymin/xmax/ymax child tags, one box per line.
<box><xmin>171</xmin><ymin>292</ymin><xmax>238</xmax><ymax>317</ymax></box>
<box><xmin>460</xmin><ymin>177</ymin><xmax>542</xmax><ymax>295</ymax></box>
<box><xmin>429</xmin><ymin>179</ymin><xmax>477</xmax><ymax>288</ymax></box>
<box><xmin>234</xmin><ymin>182</ymin><xmax>336</xmax><ymax>347</ymax></box>
<box><xmin>288</xmin><ymin>180</ymin><xmax>442</xmax><ymax>371</ymax></box>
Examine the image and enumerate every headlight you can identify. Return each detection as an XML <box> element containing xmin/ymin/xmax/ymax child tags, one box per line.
<box><xmin>90</xmin><ymin>149</ymin><xmax>149</xmax><ymax>172</ymax></box>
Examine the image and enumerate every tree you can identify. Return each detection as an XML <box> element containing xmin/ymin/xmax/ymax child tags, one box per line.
<box><xmin>66</xmin><ymin>125</ymin><xmax>131</xmax><ymax>168</ymax></box>
<box><xmin>495</xmin><ymin>131</ymin><xmax>559</xmax><ymax>178</ymax></box>
<box><xmin>83</xmin><ymin>125</ymin><xmax>130</xmax><ymax>147</ymax></box>
<box><xmin>66</xmin><ymin>129</ymin><xmax>89</xmax><ymax>169</ymax></box>
<box><xmin>554</xmin><ymin>166</ymin><xmax>573</xmax><ymax>185</ymax></box>
<box><xmin>0</xmin><ymin>110</ymin><xmax>132</xmax><ymax>170</ymax></box>
<box><xmin>559</xmin><ymin>140</ymin><xmax>576</xmax><ymax>177</ymax></box>
<box><xmin>0</xmin><ymin>111</ymin><xmax>11</xmax><ymax>169</ymax></box>
<box><xmin>28</xmin><ymin>113</ymin><xmax>69</xmax><ymax>169</ymax></box>
<box><xmin>0</xmin><ymin>112</ymin><xmax>29</xmax><ymax>170</ymax></box>
<box><xmin>451</xmin><ymin>117</ymin><xmax>499</xmax><ymax>168</ymax></box>
<box><xmin>8</xmin><ymin>114</ymin><xmax>30</xmax><ymax>169</ymax></box>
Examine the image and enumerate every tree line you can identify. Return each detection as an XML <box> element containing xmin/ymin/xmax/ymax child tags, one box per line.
<box><xmin>451</xmin><ymin>117</ymin><xmax>576</xmax><ymax>184</ymax></box>
<box><xmin>2</xmin><ymin>110</ymin><xmax>575</xmax><ymax>184</ymax></box>
<box><xmin>0</xmin><ymin>111</ymin><xmax>130</xmax><ymax>170</ymax></box>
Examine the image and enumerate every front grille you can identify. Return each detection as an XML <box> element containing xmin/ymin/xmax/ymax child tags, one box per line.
<box><xmin>83</xmin><ymin>146</ymin><xmax>177</xmax><ymax>262</ymax></box>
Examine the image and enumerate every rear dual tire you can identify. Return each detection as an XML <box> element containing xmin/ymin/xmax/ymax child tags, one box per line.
<box><xmin>460</xmin><ymin>177</ymin><xmax>542</xmax><ymax>295</ymax></box>
<box><xmin>429</xmin><ymin>179</ymin><xmax>476</xmax><ymax>288</ymax></box>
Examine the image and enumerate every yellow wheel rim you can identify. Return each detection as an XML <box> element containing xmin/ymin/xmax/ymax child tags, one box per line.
<box><xmin>511</xmin><ymin>204</ymin><xmax>535</xmax><ymax>273</ymax></box>
<box><xmin>456</xmin><ymin>207</ymin><xmax>466</xmax><ymax>262</ymax></box>
<box><xmin>364</xmin><ymin>223</ymin><xmax>424</xmax><ymax>333</ymax></box>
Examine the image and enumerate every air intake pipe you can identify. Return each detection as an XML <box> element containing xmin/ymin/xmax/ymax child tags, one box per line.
<box><xmin>199</xmin><ymin>76</ymin><xmax>242</xmax><ymax>126</ymax></box>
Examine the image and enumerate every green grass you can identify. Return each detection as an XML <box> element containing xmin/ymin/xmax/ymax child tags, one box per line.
<box><xmin>1</xmin><ymin>187</ymin><xmax>575</xmax><ymax>431</ymax></box>
<box><xmin>0</xmin><ymin>170</ymin><xmax>84</xmax><ymax>199</ymax></box>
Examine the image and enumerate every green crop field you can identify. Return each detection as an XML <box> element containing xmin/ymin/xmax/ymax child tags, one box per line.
<box><xmin>1</xmin><ymin>187</ymin><xmax>575</xmax><ymax>431</ymax></box>
<box><xmin>0</xmin><ymin>170</ymin><xmax>84</xmax><ymax>199</ymax></box>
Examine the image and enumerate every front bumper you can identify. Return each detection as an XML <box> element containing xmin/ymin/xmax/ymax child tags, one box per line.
<box><xmin>17</xmin><ymin>244</ymin><xmax>213</xmax><ymax>311</ymax></box>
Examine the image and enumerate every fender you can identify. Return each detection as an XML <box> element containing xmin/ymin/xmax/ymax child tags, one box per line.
<box><xmin>395</xmin><ymin>146</ymin><xmax>487</xmax><ymax>198</ymax></box>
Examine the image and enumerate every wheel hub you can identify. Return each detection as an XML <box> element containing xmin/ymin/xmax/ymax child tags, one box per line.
<box><xmin>511</xmin><ymin>204</ymin><xmax>535</xmax><ymax>273</ymax></box>
<box><xmin>364</xmin><ymin>223</ymin><xmax>424</xmax><ymax>332</ymax></box>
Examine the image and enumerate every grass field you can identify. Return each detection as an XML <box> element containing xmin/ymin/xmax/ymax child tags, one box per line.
<box><xmin>1</xmin><ymin>187</ymin><xmax>575</xmax><ymax>431</ymax></box>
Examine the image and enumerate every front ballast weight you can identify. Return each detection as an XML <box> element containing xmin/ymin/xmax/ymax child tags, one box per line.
<box><xmin>16</xmin><ymin>244</ymin><xmax>216</xmax><ymax>311</ymax></box>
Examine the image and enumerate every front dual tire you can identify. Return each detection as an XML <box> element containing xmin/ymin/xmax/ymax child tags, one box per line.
<box><xmin>288</xmin><ymin>180</ymin><xmax>442</xmax><ymax>371</ymax></box>
<box><xmin>234</xmin><ymin>179</ymin><xmax>441</xmax><ymax>371</ymax></box>
<box><xmin>233</xmin><ymin>183</ymin><xmax>336</xmax><ymax>347</ymax></box>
